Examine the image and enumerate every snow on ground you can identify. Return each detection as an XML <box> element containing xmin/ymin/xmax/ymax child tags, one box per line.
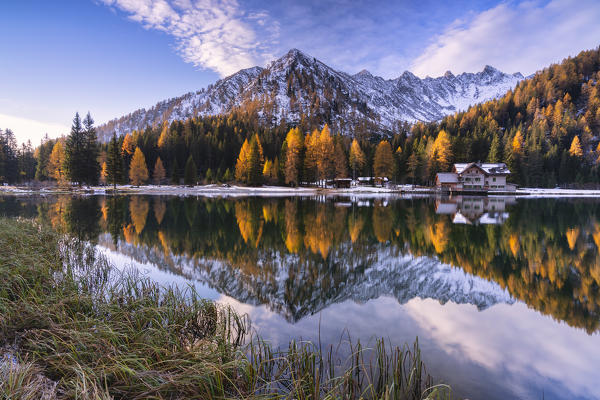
<box><xmin>4</xmin><ymin>184</ymin><xmax>600</xmax><ymax>198</ymax></box>
<box><xmin>517</xmin><ymin>188</ymin><xmax>600</xmax><ymax>197</ymax></box>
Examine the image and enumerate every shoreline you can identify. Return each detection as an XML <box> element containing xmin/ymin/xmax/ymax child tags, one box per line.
<box><xmin>3</xmin><ymin>183</ymin><xmax>600</xmax><ymax>198</ymax></box>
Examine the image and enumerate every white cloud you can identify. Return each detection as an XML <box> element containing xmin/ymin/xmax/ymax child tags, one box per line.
<box><xmin>100</xmin><ymin>0</ymin><xmax>277</xmax><ymax>77</ymax></box>
<box><xmin>410</xmin><ymin>0</ymin><xmax>600</xmax><ymax>77</ymax></box>
<box><xmin>0</xmin><ymin>114</ymin><xmax>69</xmax><ymax>145</ymax></box>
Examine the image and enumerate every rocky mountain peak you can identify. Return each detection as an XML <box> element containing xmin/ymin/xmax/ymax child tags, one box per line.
<box><xmin>97</xmin><ymin>48</ymin><xmax>524</xmax><ymax>140</ymax></box>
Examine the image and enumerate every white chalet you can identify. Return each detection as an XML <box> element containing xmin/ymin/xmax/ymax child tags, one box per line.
<box><xmin>435</xmin><ymin>162</ymin><xmax>515</xmax><ymax>192</ymax></box>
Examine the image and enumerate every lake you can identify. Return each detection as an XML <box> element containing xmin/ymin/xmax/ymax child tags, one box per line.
<box><xmin>1</xmin><ymin>193</ymin><xmax>599</xmax><ymax>400</ymax></box>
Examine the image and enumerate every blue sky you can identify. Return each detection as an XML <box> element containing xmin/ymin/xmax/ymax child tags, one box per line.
<box><xmin>1</xmin><ymin>0</ymin><xmax>599</xmax><ymax>144</ymax></box>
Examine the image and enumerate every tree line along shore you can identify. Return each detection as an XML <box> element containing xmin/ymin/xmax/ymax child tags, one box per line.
<box><xmin>3</xmin><ymin>47</ymin><xmax>600</xmax><ymax>190</ymax></box>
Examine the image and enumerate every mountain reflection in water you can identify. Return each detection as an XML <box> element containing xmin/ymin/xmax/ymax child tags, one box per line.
<box><xmin>1</xmin><ymin>194</ymin><xmax>600</xmax><ymax>399</ymax></box>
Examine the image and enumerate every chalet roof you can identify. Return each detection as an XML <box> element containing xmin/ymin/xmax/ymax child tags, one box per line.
<box><xmin>454</xmin><ymin>162</ymin><xmax>510</xmax><ymax>175</ymax></box>
<box><xmin>436</xmin><ymin>172</ymin><xmax>459</xmax><ymax>183</ymax></box>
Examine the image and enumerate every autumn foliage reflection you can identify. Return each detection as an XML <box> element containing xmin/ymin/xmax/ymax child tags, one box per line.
<box><xmin>14</xmin><ymin>194</ymin><xmax>600</xmax><ymax>333</ymax></box>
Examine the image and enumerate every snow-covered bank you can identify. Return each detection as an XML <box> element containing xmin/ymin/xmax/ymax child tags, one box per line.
<box><xmin>0</xmin><ymin>183</ymin><xmax>407</xmax><ymax>198</ymax></box>
<box><xmin>5</xmin><ymin>183</ymin><xmax>600</xmax><ymax>198</ymax></box>
<box><xmin>517</xmin><ymin>188</ymin><xmax>600</xmax><ymax>197</ymax></box>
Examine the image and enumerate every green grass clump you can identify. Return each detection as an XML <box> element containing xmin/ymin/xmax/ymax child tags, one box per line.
<box><xmin>0</xmin><ymin>218</ymin><xmax>451</xmax><ymax>399</ymax></box>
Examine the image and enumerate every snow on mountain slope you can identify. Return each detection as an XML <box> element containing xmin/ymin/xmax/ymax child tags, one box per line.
<box><xmin>97</xmin><ymin>49</ymin><xmax>523</xmax><ymax>140</ymax></box>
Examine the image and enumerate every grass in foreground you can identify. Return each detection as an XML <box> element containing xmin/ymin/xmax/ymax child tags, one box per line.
<box><xmin>0</xmin><ymin>218</ymin><xmax>451</xmax><ymax>399</ymax></box>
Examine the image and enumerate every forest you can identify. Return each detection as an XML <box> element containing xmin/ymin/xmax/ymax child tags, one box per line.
<box><xmin>2</xmin><ymin>46</ymin><xmax>600</xmax><ymax>187</ymax></box>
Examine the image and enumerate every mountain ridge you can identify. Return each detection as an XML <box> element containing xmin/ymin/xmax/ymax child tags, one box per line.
<box><xmin>97</xmin><ymin>48</ymin><xmax>523</xmax><ymax>140</ymax></box>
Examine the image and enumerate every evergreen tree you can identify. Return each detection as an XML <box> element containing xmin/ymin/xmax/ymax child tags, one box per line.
<box><xmin>247</xmin><ymin>136</ymin><xmax>263</xmax><ymax>186</ymax></box>
<box><xmin>184</xmin><ymin>155</ymin><xmax>198</xmax><ymax>186</ymax></box>
<box><xmin>64</xmin><ymin>112</ymin><xmax>86</xmax><ymax>185</ymax></box>
<box><xmin>106</xmin><ymin>132</ymin><xmax>123</xmax><ymax>189</ymax></box>
<box><xmin>83</xmin><ymin>112</ymin><xmax>100</xmax><ymax>185</ymax></box>
<box><xmin>35</xmin><ymin>135</ymin><xmax>54</xmax><ymax>181</ymax></box>
<box><xmin>129</xmin><ymin>147</ymin><xmax>148</xmax><ymax>186</ymax></box>
<box><xmin>487</xmin><ymin>135</ymin><xmax>503</xmax><ymax>163</ymax></box>
<box><xmin>171</xmin><ymin>158</ymin><xmax>180</xmax><ymax>184</ymax></box>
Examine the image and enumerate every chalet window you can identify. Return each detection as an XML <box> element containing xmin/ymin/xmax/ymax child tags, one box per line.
<box><xmin>493</xmin><ymin>177</ymin><xmax>496</xmax><ymax>182</ymax></box>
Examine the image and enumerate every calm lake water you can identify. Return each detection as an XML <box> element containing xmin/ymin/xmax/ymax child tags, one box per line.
<box><xmin>1</xmin><ymin>193</ymin><xmax>599</xmax><ymax>400</ymax></box>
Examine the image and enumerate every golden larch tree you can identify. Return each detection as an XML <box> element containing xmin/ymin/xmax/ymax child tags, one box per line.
<box><xmin>432</xmin><ymin>130</ymin><xmax>453</xmax><ymax>171</ymax></box>
<box><xmin>153</xmin><ymin>157</ymin><xmax>166</xmax><ymax>185</ymax></box>
<box><xmin>284</xmin><ymin>127</ymin><xmax>304</xmax><ymax>186</ymax></box>
<box><xmin>316</xmin><ymin>125</ymin><xmax>335</xmax><ymax>182</ymax></box>
<box><xmin>100</xmin><ymin>162</ymin><xmax>108</xmax><ymax>184</ymax></box>
<box><xmin>235</xmin><ymin>139</ymin><xmax>250</xmax><ymax>182</ymax></box>
<box><xmin>48</xmin><ymin>141</ymin><xmax>66</xmax><ymax>183</ymax></box>
<box><xmin>129</xmin><ymin>147</ymin><xmax>149</xmax><ymax>186</ymax></box>
<box><xmin>512</xmin><ymin>130</ymin><xmax>524</xmax><ymax>155</ymax></box>
<box><xmin>373</xmin><ymin>140</ymin><xmax>395</xmax><ymax>178</ymax></box>
<box><xmin>334</xmin><ymin>140</ymin><xmax>349</xmax><ymax>178</ymax></box>
<box><xmin>304</xmin><ymin>129</ymin><xmax>320</xmax><ymax>183</ymax></box>
<box><xmin>121</xmin><ymin>133</ymin><xmax>135</xmax><ymax>156</ymax></box>
<box><xmin>569</xmin><ymin>135</ymin><xmax>583</xmax><ymax>157</ymax></box>
<box><xmin>349</xmin><ymin>139</ymin><xmax>366</xmax><ymax>179</ymax></box>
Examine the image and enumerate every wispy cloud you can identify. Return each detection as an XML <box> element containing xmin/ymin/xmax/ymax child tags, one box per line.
<box><xmin>410</xmin><ymin>0</ymin><xmax>600</xmax><ymax>77</ymax></box>
<box><xmin>100</xmin><ymin>0</ymin><xmax>278</xmax><ymax>76</ymax></box>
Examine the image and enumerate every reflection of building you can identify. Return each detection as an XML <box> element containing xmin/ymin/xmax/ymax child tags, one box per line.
<box><xmin>435</xmin><ymin>196</ymin><xmax>516</xmax><ymax>225</ymax></box>
<box><xmin>435</xmin><ymin>162</ymin><xmax>516</xmax><ymax>192</ymax></box>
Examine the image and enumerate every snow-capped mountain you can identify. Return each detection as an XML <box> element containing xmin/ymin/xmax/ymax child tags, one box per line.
<box><xmin>99</xmin><ymin>235</ymin><xmax>514</xmax><ymax>323</ymax></box>
<box><xmin>97</xmin><ymin>49</ymin><xmax>523</xmax><ymax>140</ymax></box>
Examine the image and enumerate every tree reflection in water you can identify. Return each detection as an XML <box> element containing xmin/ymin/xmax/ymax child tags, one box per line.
<box><xmin>2</xmin><ymin>194</ymin><xmax>600</xmax><ymax>333</ymax></box>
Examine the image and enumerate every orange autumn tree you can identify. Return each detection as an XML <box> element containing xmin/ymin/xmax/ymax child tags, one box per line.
<box><xmin>153</xmin><ymin>157</ymin><xmax>166</xmax><ymax>185</ymax></box>
<box><xmin>129</xmin><ymin>147</ymin><xmax>149</xmax><ymax>186</ymax></box>
<box><xmin>349</xmin><ymin>139</ymin><xmax>366</xmax><ymax>179</ymax></box>
<box><xmin>284</xmin><ymin>127</ymin><xmax>304</xmax><ymax>186</ymax></box>
<box><xmin>373</xmin><ymin>140</ymin><xmax>395</xmax><ymax>178</ymax></box>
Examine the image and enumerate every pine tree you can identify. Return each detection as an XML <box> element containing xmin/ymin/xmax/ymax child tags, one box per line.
<box><xmin>129</xmin><ymin>147</ymin><xmax>148</xmax><ymax>186</ymax></box>
<box><xmin>407</xmin><ymin>153</ymin><xmax>419</xmax><ymax>184</ymax></box>
<box><xmin>153</xmin><ymin>157</ymin><xmax>166</xmax><ymax>185</ymax></box>
<box><xmin>184</xmin><ymin>155</ymin><xmax>198</xmax><ymax>186</ymax></box>
<box><xmin>487</xmin><ymin>135</ymin><xmax>503</xmax><ymax>163</ymax></box>
<box><xmin>247</xmin><ymin>136</ymin><xmax>263</xmax><ymax>186</ymax></box>
<box><xmin>171</xmin><ymin>158</ymin><xmax>180</xmax><ymax>184</ymax></box>
<box><xmin>83</xmin><ymin>112</ymin><xmax>100</xmax><ymax>185</ymax></box>
<box><xmin>64</xmin><ymin>112</ymin><xmax>86</xmax><ymax>185</ymax></box>
<box><xmin>349</xmin><ymin>139</ymin><xmax>366</xmax><ymax>179</ymax></box>
<box><xmin>223</xmin><ymin>168</ymin><xmax>232</xmax><ymax>182</ymax></box>
<box><xmin>34</xmin><ymin>135</ymin><xmax>53</xmax><ymax>181</ymax></box>
<box><xmin>373</xmin><ymin>140</ymin><xmax>395</xmax><ymax>179</ymax></box>
<box><xmin>106</xmin><ymin>132</ymin><xmax>123</xmax><ymax>189</ymax></box>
